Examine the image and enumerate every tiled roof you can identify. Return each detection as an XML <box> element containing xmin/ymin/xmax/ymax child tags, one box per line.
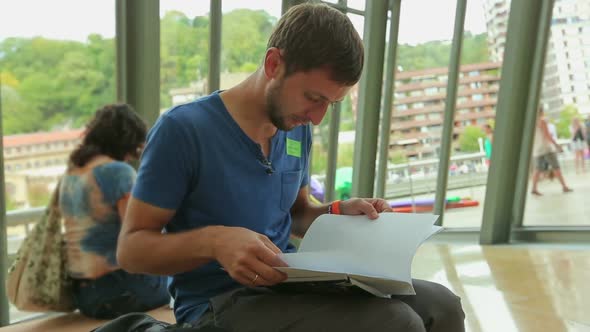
<box><xmin>3</xmin><ymin>129</ymin><xmax>83</xmax><ymax>148</ymax></box>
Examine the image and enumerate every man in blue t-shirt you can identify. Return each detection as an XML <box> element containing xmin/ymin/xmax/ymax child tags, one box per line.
<box><xmin>117</xmin><ymin>3</ymin><xmax>464</xmax><ymax>332</ymax></box>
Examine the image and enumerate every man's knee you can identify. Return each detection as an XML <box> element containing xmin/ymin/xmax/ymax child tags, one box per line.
<box><xmin>364</xmin><ymin>298</ymin><xmax>425</xmax><ymax>332</ymax></box>
<box><xmin>414</xmin><ymin>280</ymin><xmax>465</xmax><ymax>326</ymax></box>
<box><xmin>431</xmin><ymin>283</ymin><xmax>464</xmax><ymax>319</ymax></box>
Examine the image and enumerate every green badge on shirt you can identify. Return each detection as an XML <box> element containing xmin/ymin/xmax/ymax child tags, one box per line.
<box><xmin>286</xmin><ymin>138</ymin><xmax>301</xmax><ymax>158</ymax></box>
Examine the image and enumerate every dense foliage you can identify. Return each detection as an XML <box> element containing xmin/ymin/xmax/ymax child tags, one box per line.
<box><xmin>0</xmin><ymin>9</ymin><xmax>489</xmax><ymax>135</ymax></box>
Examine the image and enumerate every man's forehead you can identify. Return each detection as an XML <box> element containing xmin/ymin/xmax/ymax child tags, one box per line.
<box><xmin>289</xmin><ymin>70</ymin><xmax>352</xmax><ymax>98</ymax></box>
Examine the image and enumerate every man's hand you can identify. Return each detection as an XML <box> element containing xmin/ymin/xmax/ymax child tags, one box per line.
<box><xmin>213</xmin><ymin>227</ymin><xmax>288</xmax><ymax>287</ymax></box>
<box><xmin>339</xmin><ymin>198</ymin><xmax>393</xmax><ymax>219</ymax></box>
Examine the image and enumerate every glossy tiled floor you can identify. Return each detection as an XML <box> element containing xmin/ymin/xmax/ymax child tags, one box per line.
<box><xmin>413</xmin><ymin>243</ymin><xmax>590</xmax><ymax>332</ymax></box>
<box><xmin>3</xmin><ymin>243</ymin><xmax>588</xmax><ymax>331</ymax></box>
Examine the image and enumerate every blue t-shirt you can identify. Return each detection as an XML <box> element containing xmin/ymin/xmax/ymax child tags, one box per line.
<box><xmin>132</xmin><ymin>92</ymin><xmax>311</xmax><ymax>323</ymax></box>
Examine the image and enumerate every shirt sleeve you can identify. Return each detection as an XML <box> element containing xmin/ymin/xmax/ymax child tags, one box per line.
<box><xmin>132</xmin><ymin>114</ymin><xmax>199</xmax><ymax>210</ymax></box>
<box><xmin>92</xmin><ymin>161</ymin><xmax>136</xmax><ymax>206</ymax></box>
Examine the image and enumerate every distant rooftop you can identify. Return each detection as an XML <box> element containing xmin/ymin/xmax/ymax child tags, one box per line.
<box><xmin>3</xmin><ymin>129</ymin><xmax>83</xmax><ymax>148</ymax></box>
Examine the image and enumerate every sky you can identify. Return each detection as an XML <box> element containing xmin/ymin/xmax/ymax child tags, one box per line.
<box><xmin>0</xmin><ymin>0</ymin><xmax>487</xmax><ymax>45</ymax></box>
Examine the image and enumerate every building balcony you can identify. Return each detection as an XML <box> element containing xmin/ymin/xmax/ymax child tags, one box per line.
<box><xmin>394</xmin><ymin>86</ymin><xmax>499</xmax><ymax>105</ymax></box>
<box><xmin>393</xmin><ymin>99</ymin><xmax>498</xmax><ymax>119</ymax></box>
<box><xmin>396</xmin><ymin>75</ymin><xmax>501</xmax><ymax>93</ymax></box>
<box><xmin>391</xmin><ymin>108</ymin><xmax>496</xmax><ymax>131</ymax></box>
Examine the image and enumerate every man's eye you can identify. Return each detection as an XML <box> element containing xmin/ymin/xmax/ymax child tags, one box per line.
<box><xmin>305</xmin><ymin>94</ymin><xmax>320</xmax><ymax>103</ymax></box>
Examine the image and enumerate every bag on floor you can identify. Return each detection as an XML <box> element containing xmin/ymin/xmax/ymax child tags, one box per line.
<box><xmin>5</xmin><ymin>181</ymin><xmax>75</xmax><ymax>312</ymax></box>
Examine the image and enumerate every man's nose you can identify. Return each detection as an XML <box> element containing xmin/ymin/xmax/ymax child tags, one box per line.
<box><xmin>308</xmin><ymin>104</ymin><xmax>329</xmax><ymax>125</ymax></box>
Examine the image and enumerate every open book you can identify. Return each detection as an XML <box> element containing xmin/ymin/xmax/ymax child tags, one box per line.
<box><xmin>276</xmin><ymin>213</ymin><xmax>442</xmax><ymax>298</ymax></box>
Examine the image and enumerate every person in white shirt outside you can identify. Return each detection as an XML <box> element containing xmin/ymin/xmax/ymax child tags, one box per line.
<box><xmin>531</xmin><ymin>108</ymin><xmax>573</xmax><ymax>195</ymax></box>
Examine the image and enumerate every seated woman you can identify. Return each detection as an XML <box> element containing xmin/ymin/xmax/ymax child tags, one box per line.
<box><xmin>59</xmin><ymin>104</ymin><xmax>169</xmax><ymax>319</ymax></box>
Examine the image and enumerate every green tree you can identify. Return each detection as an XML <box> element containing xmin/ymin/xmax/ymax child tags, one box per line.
<box><xmin>460</xmin><ymin>32</ymin><xmax>490</xmax><ymax>65</ymax></box>
<box><xmin>311</xmin><ymin>144</ymin><xmax>327</xmax><ymax>175</ymax></box>
<box><xmin>222</xmin><ymin>9</ymin><xmax>276</xmax><ymax>72</ymax></box>
<box><xmin>556</xmin><ymin>104</ymin><xmax>580</xmax><ymax>139</ymax></box>
<box><xmin>337</xmin><ymin>144</ymin><xmax>355</xmax><ymax>168</ymax></box>
<box><xmin>396</xmin><ymin>33</ymin><xmax>489</xmax><ymax>71</ymax></box>
<box><xmin>54</xmin><ymin>51</ymin><xmax>110</xmax><ymax>125</ymax></box>
<box><xmin>389</xmin><ymin>150</ymin><xmax>408</xmax><ymax>164</ymax></box>
<box><xmin>1</xmin><ymin>85</ymin><xmax>43</xmax><ymax>134</ymax></box>
<box><xmin>458</xmin><ymin>125</ymin><xmax>486</xmax><ymax>152</ymax></box>
<box><xmin>6</xmin><ymin>197</ymin><xmax>17</xmax><ymax>211</ymax></box>
<box><xmin>160</xmin><ymin>11</ymin><xmax>209</xmax><ymax>107</ymax></box>
<box><xmin>0</xmin><ymin>36</ymin><xmax>116</xmax><ymax>133</ymax></box>
<box><xmin>339</xmin><ymin>95</ymin><xmax>355</xmax><ymax>131</ymax></box>
<box><xmin>0</xmin><ymin>71</ymin><xmax>20</xmax><ymax>88</ymax></box>
<box><xmin>0</xmin><ymin>13</ymin><xmax>491</xmax><ymax>136</ymax></box>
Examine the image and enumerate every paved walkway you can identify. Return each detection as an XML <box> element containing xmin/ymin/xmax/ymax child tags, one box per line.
<box><xmin>405</xmin><ymin>168</ymin><xmax>590</xmax><ymax>228</ymax></box>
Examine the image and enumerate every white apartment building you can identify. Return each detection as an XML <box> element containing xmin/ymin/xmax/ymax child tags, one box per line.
<box><xmin>483</xmin><ymin>0</ymin><xmax>590</xmax><ymax>116</ymax></box>
<box><xmin>543</xmin><ymin>0</ymin><xmax>590</xmax><ymax>115</ymax></box>
<box><xmin>482</xmin><ymin>0</ymin><xmax>509</xmax><ymax>62</ymax></box>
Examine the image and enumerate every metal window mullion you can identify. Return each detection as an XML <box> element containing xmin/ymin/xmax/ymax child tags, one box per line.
<box><xmin>433</xmin><ymin>0</ymin><xmax>467</xmax><ymax>226</ymax></box>
<box><xmin>208</xmin><ymin>0</ymin><xmax>222</xmax><ymax>94</ymax></box>
<box><xmin>325</xmin><ymin>104</ymin><xmax>341</xmax><ymax>202</ymax></box>
<box><xmin>324</xmin><ymin>0</ymin><xmax>348</xmax><ymax>203</ymax></box>
<box><xmin>512</xmin><ymin>0</ymin><xmax>555</xmax><ymax>228</ymax></box>
<box><xmin>351</xmin><ymin>0</ymin><xmax>389</xmax><ymax>198</ymax></box>
<box><xmin>116</xmin><ymin>0</ymin><xmax>160</xmax><ymax>127</ymax></box>
<box><xmin>375</xmin><ymin>0</ymin><xmax>401</xmax><ymax>199</ymax></box>
<box><xmin>480</xmin><ymin>0</ymin><xmax>547</xmax><ymax>244</ymax></box>
<box><xmin>0</xmin><ymin>74</ymin><xmax>10</xmax><ymax>326</ymax></box>
<box><xmin>321</xmin><ymin>1</ymin><xmax>364</xmax><ymax>16</ymax></box>
<box><xmin>282</xmin><ymin>0</ymin><xmax>309</xmax><ymax>15</ymax></box>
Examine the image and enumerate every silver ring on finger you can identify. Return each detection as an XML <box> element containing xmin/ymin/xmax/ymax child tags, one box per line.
<box><xmin>251</xmin><ymin>274</ymin><xmax>259</xmax><ymax>285</ymax></box>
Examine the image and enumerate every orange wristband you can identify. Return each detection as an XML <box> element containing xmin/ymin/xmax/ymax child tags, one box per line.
<box><xmin>329</xmin><ymin>200</ymin><xmax>341</xmax><ymax>215</ymax></box>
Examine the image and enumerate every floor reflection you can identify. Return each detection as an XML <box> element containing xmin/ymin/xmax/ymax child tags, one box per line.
<box><xmin>412</xmin><ymin>244</ymin><xmax>590</xmax><ymax>332</ymax></box>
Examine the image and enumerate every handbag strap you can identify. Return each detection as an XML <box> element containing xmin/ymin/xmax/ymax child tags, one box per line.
<box><xmin>45</xmin><ymin>178</ymin><xmax>63</xmax><ymax>227</ymax></box>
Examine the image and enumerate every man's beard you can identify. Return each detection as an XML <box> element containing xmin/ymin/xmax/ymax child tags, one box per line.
<box><xmin>266</xmin><ymin>79</ymin><xmax>294</xmax><ymax>131</ymax></box>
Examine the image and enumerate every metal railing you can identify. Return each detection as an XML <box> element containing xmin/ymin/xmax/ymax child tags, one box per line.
<box><xmin>315</xmin><ymin>152</ymin><xmax>489</xmax><ymax>200</ymax></box>
<box><xmin>5</xmin><ymin>207</ymin><xmax>44</xmax><ymax>261</ymax></box>
<box><xmin>7</xmin><ymin>207</ymin><xmax>44</xmax><ymax>233</ymax></box>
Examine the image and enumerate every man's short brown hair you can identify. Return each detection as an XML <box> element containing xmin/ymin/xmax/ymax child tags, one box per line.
<box><xmin>267</xmin><ymin>3</ymin><xmax>364</xmax><ymax>86</ymax></box>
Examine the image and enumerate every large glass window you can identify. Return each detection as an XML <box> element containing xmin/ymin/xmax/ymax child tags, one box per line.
<box><xmin>435</xmin><ymin>0</ymin><xmax>501</xmax><ymax>229</ymax></box>
<box><xmin>1</xmin><ymin>0</ymin><xmax>116</xmax><ymax>211</ymax></box>
<box><xmin>385</xmin><ymin>0</ymin><xmax>459</xmax><ymax>218</ymax></box>
<box><xmin>160</xmin><ymin>1</ymin><xmax>211</xmax><ymax>110</ymax></box>
<box><xmin>159</xmin><ymin>1</ymin><xmax>281</xmax><ymax>110</ymax></box>
<box><xmin>522</xmin><ymin>0</ymin><xmax>590</xmax><ymax>227</ymax></box>
<box><xmin>308</xmin><ymin>6</ymin><xmax>365</xmax><ymax>203</ymax></box>
<box><xmin>220</xmin><ymin>1</ymin><xmax>281</xmax><ymax>89</ymax></box>
<box><xmin>0</xmin><ymin>0</ymin><xmax>116</xmax><ymax>322</ymax></box>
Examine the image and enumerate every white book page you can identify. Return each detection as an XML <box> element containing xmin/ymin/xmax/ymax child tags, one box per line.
<box><xmin>280</xmin><ymin>213</ymin><xmax>441</xmax><ymax>284</ymax></box>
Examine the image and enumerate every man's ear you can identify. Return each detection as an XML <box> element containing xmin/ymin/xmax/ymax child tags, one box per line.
<box><xmin>263</xmin><ymin>47</ymin><xmax>283</xmax><ymax>79</ymax></box>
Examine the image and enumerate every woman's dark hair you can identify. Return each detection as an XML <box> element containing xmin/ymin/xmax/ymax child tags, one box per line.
<box><xmin>267</xmin><ymin>3</ymin><xmax>364</xmax><ymax>86</ymax></box>
<box><xmin>69</xmin><ymin>103</ymin><xmax>147</xmax><ymax>167</ymax></box>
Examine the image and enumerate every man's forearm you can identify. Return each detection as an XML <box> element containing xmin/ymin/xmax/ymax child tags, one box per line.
<box><xmin>117</xmin><ymin>225</ymin><xmax>223</xmax><ymax>275</ymax></box>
